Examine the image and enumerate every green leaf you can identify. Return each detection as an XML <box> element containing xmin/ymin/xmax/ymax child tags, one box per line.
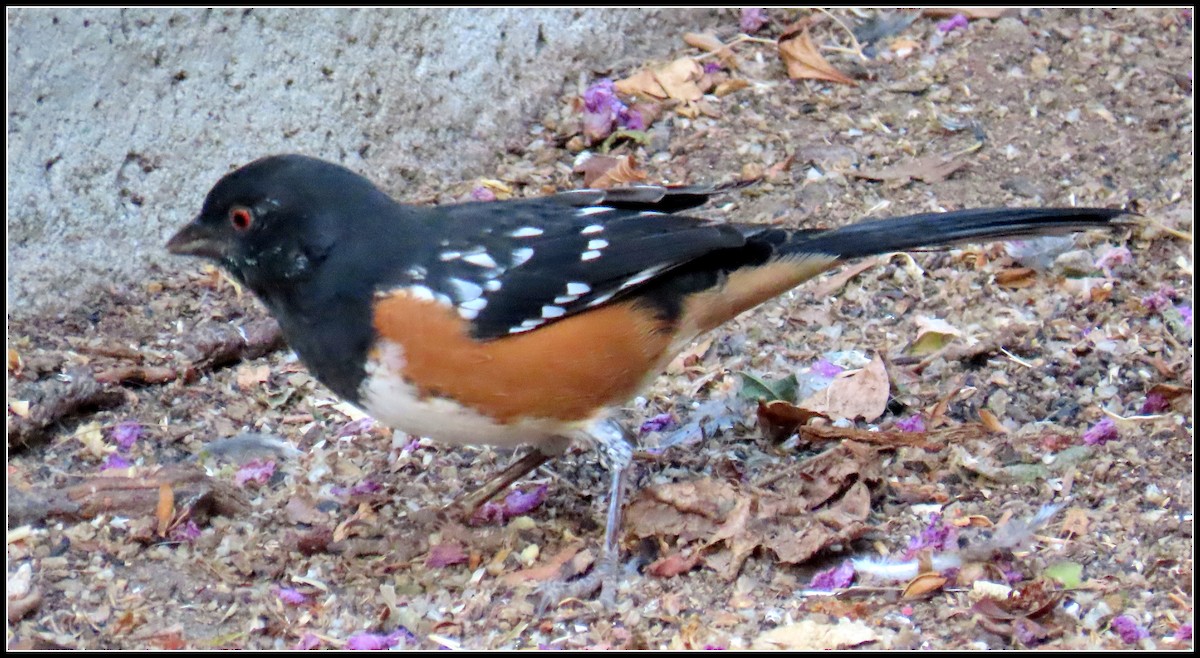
<box><xmin>1044</xmin><ymin>561</ymin><xmax>1084</xmax><ymax>588</ymax></box>
<box><xmin>736</xmin><ymin>371</ymin><xmax>799</xmax><ymax>402</ymax></box>
<box><xmin>599</xmin><ymin>129</ymin><xmax>651</xmax><ymax>153</ymax></box>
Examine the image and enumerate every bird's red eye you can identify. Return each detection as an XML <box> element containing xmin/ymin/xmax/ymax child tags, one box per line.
<box><xmin>229</xmin><ymin>207</ymin><xmax>253</xmax><ymax>232</ymax></box>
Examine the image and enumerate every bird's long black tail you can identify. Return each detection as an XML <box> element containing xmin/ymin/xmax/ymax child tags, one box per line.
<box><xmin>687</xmin><ymin>207</ymin><xmax>1127</xmax><ymax>335</ymax></box>
<box><xmin>780</xmin><ymin>207</ymin><xmax>1128</xmax><ymax>260</ymax></box>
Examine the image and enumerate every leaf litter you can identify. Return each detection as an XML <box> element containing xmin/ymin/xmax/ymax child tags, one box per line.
<box><xmin>5</xmin><ymin>7</ymin><xmax>1192</xmax><ymax>652</ymax></box>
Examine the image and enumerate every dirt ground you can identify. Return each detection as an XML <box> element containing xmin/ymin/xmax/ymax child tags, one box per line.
<box><xmin>7</xmin><ymin>8</ymin><xmax>1192</xmax><ymax>650</ymax></box>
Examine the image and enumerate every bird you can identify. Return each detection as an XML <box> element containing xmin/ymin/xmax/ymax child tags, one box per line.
<box><xmin>167</xmin><ymin>153</ymin><xmax>1126</xmax><ymax>600</ymax></box>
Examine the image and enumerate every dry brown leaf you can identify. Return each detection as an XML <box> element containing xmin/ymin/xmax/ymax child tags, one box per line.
<box><xmin>757</xmin><ymin>399</ymin><xmax>829</xmax><ymax>443</ymax></box>
<box><xmin>902</xmin><ymin>572</ymin><xmax>948</xmax><ymax>599</ymax></box>
<box><xmin>995</xmin><ymin>267</ymin><xmax>1038</xmax><ymax>288</ymax></box>
<box><xmin>573</xmin><ymin>154</ymin><xmax>648</xmax><ymax>189</ymax></box>
<box><xmin>626</xmin><ymin>442</ymin><xmax>878</xmax><ymax>580</ymax></box>
<box><xmin>9</xmin><ymin>399</ymin><xmax>30</xmax><ymax>418</ymax></box>
<box><xmin>235</xmin><ymin>363</ymin><xmax>270</xmax><ymax>391</ymax></box>
<box><xmin>713</xmin><ymin>77</ymin><xmax>751</xmax><ymax>97</ymax></box>
<box><xmin>284</xmin><ymin>495</ymin><xmax>327</xmax><ymax>525</ymax></box>
<box><xmin>1059</xmin><ymin>507</ymin><xmax>1090</xmax><ymax>538</ymax></box>
<box><xmin>797</xmin><ymin>423</ymin><xmax>940</xmax><ymax>450</ymax></box>
<box><xmin>810</xmin><ymin>257</ymin><xmax>881</xmax><ymax>298</ymax></box>
<box><xmin>647</xmin><ymin>551</ymin><xmax>703</xmax><ymax>579</ymax></box>
<box><xmin>851</xmin><ymin>152</ymin><xmax>971</xmax><ymax>184</ymax></box>
<box><xmin>615</xmin><ymin>57</ymin><xmax>707</xmax><ymax>103</ymax></box>
<box><xmin>614</xmin><ymin>68</ymin><xmax>666</xmax><ymax>99</ymax></box>
<box><xmin>654</xmin><ymin>57</ymin><xmax>706</xmax><ymax>102</ymax></box>
<box><xmin>155</xmin><ymin>483</ymin><xmax>175</xmax><ymax>537</ymax></box>
<box><xmin>666</xmin><ymin>336</ymin><xmax>714</xmax><ymax>375</ymax></box>
<box><xmin>1148</xmin><ymin>383</ymin><xmax>1191</xmax><ymax>408</ymax></box>
<box><xmin>777</xmin><ymin>28</ymin><xmax>857</xmax><ymax>86</ymax></box>
<box><xmin>978</xmin><ymin>409</ymin><xmax>1008</xmax><ymax>434</ymax></box>
<box><xmin>499</xmin><ymin>542</ymin><xmax>589</xmax><ymax>586</ymax></box>
<box><xmin>752</xmin><ymin>619</ymin><xmax>879</xmax><ymax>650</ymax></box>
<box><xmin>683</xmin><ymin>32</ymin><xmax>739</xmax><ymax>68</ymax></box>
<box><xmin>798</xmin><ymin>353</ymin><xmax>889</xmax><ymax>422</ymax></box>
<box><xmin>910</xmin><ymin>316</ymin><xmax>964</xmax><ymax>356</ymax></box>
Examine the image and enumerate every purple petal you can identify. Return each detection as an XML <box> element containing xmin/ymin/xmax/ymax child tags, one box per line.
<box><xmin>343</xmin><ymin>628</ymin><xmax>414</xmax><ymax>650</ymax></box>
<box><xmin>583</xmin><ymin>79</ymin><xmax>617</xmax><ymax>112</ymax></box>
<box><xmin>295</xmin><ymin>633</ymin><xmax>322</xmax><ymax>650</ymax></box>
<box><xmin>275</xmin><ymin>586</ymin><xmax>310</xmax><ymax>606</ymax></box>
<box><xmin>1095</xmin><ymin>246</ymin><xmax>1133</xmax><ymax>272</ymax></box>
<box><xmin>1141</xmin><ymin>284</ymin><xmax>1178</xmax><ymax>313</ymax></box>
<box><xmin>350</xmin><ymin>479</ymin><xmax>383</xmax><ymax>496</ymax></box>
<box><xmin>169</xmin><ymin>520</ymin><xmax>201</xmax><ymax>543</ymax></box>
<box><xmin>110</xmin><ymin>421</ymin><xmax>142</xmax><ymax>451</ymax></box>
<box><xmin>1081</xmin><ymin>418</ymin><xmax>1118</xmax><ymax>446</ymax></box>
<box><xmin>937</xmin><ymin>13</ymin><xmax>969</xmax><ymax>33</ymax></box>
<box><xmin>1174</xmin><ymin>622</ymin><xmax>1192</xmax><ymax>641</ymax></box>
<box><xmin>234</xmin><ymin>458</ymin><xmax>276</xmax><ymax>486</ymax></box>
<box><xmin>617</xmin><ymin>106</ymin><xmax>645</xmax><ymax>131</ymax></box>
<box><xmin>1111</xmin><ymin>615</ymin><xmax>1149</xmax><ymax>644</ymax></box>
<box><xmin>345</xmin><ymin>632</ymin><xmax>399</xmax><ymax>651</ymax></box>
<box><xmin>1139</xmin><ymin>393</ymin><xmax>1170</xmax><ymax>414</ymax></box>
<box><xmin>582</xmin><ymin>78</ymin><xmax>633</xmax><ymax>141</ymax></box>
<box><xmin>100</xmin><ymin>453</ymin><xmax>132</xmax><ymax>471</ymax></box>
<box><xmin>739</xmin><ymin>8</ymin><xmax>768</xmax><ymax>33</ymax></box>
<box><xmin>904</xmin><ymin>512</ymin><xmax>958</xmax><ymax>557</ymax></box>
<box><xmin>895</xmin><ymin>415</ymin><xmax>926</xmax><ymax>432</ymax></box>
<box><xmin>808</xmin><ymin>561</ymin><xmax>856</xmax><ymax>591</ymax></box>
<box><xmin>1177</xmin><ymin>304</ymin><xmax>1193</xmax><ymax>326</ymax></box>
<box><xmin>335</xmin><ymin>417</ymin><xmax>376</xmax><ymax>438</ymax></box>
<box><xmin>640</xmin><ymin>412</ymin><xmax>677</xmax><ymax>434</ymax></box>
<box><xmin>502</xmin><ymin>484</ymin><xmax>548</xmax><ymax>517</ymax></box>
<box><xmin>471</xmin><ymin>186</ymin><xmax>497</xmax><ymax>202</ymax></box>
<box><xmin>426</xmin><ymin>543</ymin><xmax>469</xmax><ymax>568</ymax></box>
<box><xmin>811</xmin><ymin>359</ymin><xmax>844</xmax><ymax>378</ymax></box>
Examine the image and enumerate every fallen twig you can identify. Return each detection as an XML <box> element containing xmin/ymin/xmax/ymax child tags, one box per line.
<box><xmin>7</xmin><ymin>368</ymin><xmax>125</xmax><ymax>449</ymax></box>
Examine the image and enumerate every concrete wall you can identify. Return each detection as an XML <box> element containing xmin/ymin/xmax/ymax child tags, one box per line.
<box><xmin>7</xmin><ymin>7</ymin><xmax>717</xmax><ymax>318</ymax></box>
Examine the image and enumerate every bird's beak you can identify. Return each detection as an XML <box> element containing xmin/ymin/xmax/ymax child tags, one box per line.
<box><xmin>166</xmin><ymin>218</ymin><xmax>225</xmax><ymax>259</ymax></box>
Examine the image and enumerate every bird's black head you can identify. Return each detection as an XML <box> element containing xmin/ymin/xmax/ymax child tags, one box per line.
<box><xmin>167</xmin><ymin>154</ymin><xmax>389</xmax><ymax>294</ymax></box>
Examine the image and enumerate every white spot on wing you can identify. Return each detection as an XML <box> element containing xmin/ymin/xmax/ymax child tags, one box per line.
<box><xmin>439</xmin><ymin>251</ymin><xmax>462</xmax><ymax>261</ymax></box>
<box><xmin>587</xmin><ymin>239</ymin><xmax>609</xmax><ymax>250</ymax></box>
<box><xmin>447</xmin><ymin>278</ymin><xmax>484</xmax><ymax>302</ymax></box>
<box><xmin>619</xmin><ymin>266</ymin><xmax>664</xmax><ymax>289</ymax></box>
<box><xmin>407</xmin><ymin>265</ymin><xmax>427</xmax><ymax>280</ymax></box>
<box><xmin>578</xmin><ymin>207</ymin><xmax>610</xmax><ymax>217</ymax></box>
<box><xmin>541</xmin><ymin>305</ymin><xmax>566</xmax><ymax>319</ymax></box>
<box><xmin>484</xmin><ymin>279</ymin><xmax>502</xmax><ymax>292</ymax></box>
<box><xmin>566</xmin><ymin>282</ymin><xmax>591</xmax><ymax>295</ymax></box>
<box><xmin>405</xmin><ymin>286</ymin><xmax>436</xmax><ymax>302</ymax></box>
<box><xmin>553</xmin><ymin>294</ymin><xmax>580</xmax><ymax>304</ymax></box>
<box><xmin>512</xmin><ymin>247</ymin><xmax>534</xmax><ymax>267</ymax></box>
<box><xmin>511</xmin><ymin>318</ymin><xmax>545</xmax><ymax>334</ymax></box>
<box><xmin>581</xmin><ymin>224</ymin><xmax>604</xmax><ymax>235</ymax></box>
<box><xmin>460</xmin><ymin>297</ymin><xmax>488</xmax><ymax>311</ymax></box>
<box><xmin>462</xmin><ymin>252</ymin><xmax>499</xmax><ymax>268</ymax></box>
<box><xmin>581</xmin><ymin>250</ymin><xmax>601</xmax><ymax>261</ymax></box>
<box><xmin>509</xmin><ymin>227</ymin><xmax>544</xmax><ymax>237</ymax></box>
<box><xmin>588</xmin><ymin>291</ymin><xmax>616</xmax><ymax>307</ymax></box>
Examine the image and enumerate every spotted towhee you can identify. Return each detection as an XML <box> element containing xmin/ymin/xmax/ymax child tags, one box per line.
<box><xmin>168</xmin><ymin>154</ymin><xmax>1126</xmax><ymax>595</ymax></box>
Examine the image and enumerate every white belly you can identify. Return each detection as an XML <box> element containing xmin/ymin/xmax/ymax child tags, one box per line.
<box><xmin>357</xmin><ymin>341</ymin><xmax>581</xmax><ymax>450</ymax></box>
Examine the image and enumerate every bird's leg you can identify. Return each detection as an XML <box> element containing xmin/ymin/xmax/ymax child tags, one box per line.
<box><xmin>537</xmin><ymin>419</ymin><xmax>634</xmax><ymax>611</ymax></box>
<box><xmin>444</xmin><ymin>448</ymin><xmax>552</xmax><ymax>522</ymax></box>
